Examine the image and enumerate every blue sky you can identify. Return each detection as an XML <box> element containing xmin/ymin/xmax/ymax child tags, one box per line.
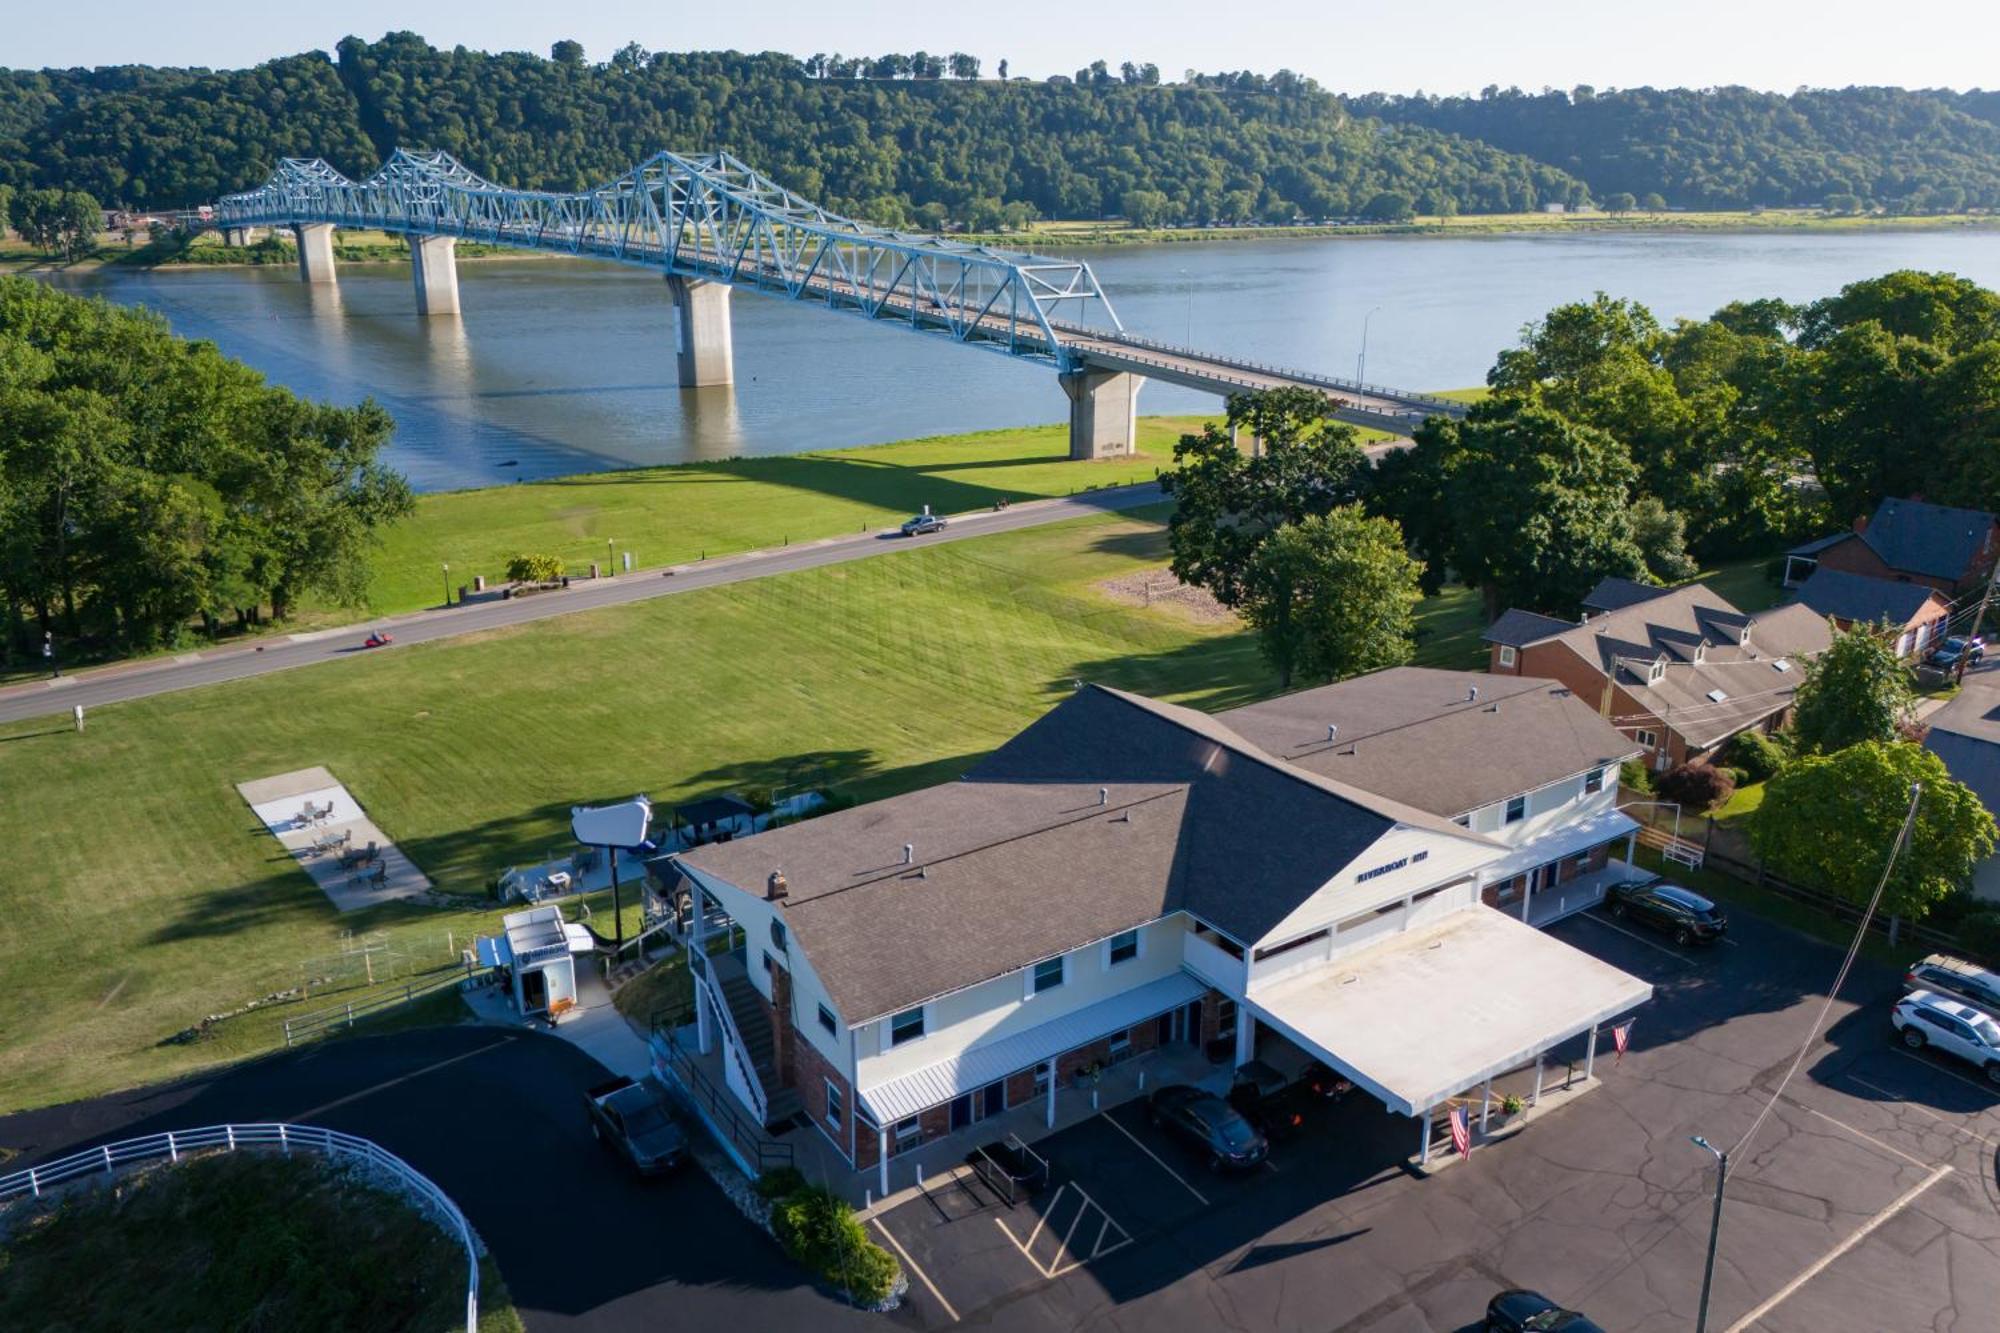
<box><xmin>14</xmin><ymin>0</ymin><xmax>1998</xmax><ymax>94</ymax></box>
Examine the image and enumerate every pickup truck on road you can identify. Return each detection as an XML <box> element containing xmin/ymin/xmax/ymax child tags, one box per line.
<box><xmin>585</xmin><ymin>1076</ymin><xmax>688</xmax><ymax>1176</ymax></box>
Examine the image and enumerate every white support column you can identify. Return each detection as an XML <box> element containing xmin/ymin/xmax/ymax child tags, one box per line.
<box><xmin>1585</xmin><ymin>1027</ymin><xmax>1598</xmax><ymax>1080</ymax></box>
<box><xmin>1418</xmin><ymin>1113</ymin><xmax>1433</xmax><ymax>1165</ymax></box>
<box><xmin>1233</xmin><ymin>1006</ymin><xmax>1256</xmax><ymax>1067</ymax></box>
<box><xmin>1531</xmin><ymin>1053</ymin><xmax>1546</xmax><ymax>1106</ymax></box>
<box><xmin>1521</xmin><ymin>872</ymin><xmax>1535</xmax><ymax>925</ymax></box>
<box><xmin>878</xmin><ymin>1127</ymin><xmax>890</xmax><ymax>1198</ymax></box>
<box><xmin>1624</xmin><ymin>829</ymin><xmax>1638</xmax><ymax>864</ymax></box>
<box><xmin>1480</xmin><ymin>1078</ymin><xmax>1493</xmax><ymax>1131</ymax></box>
<box><xmin>1044</xmin><ymin>1059</ymin><xmax>1057</xmax><ymax>1128</ymax></box>
<box><xmin>1058</xmin><ymin>368</ymin><xmax>1142</xmax><ymax>459</ymax></box>
<box><xmin>410</xmin><ymin>234</ymin><xmax>460</xmax><ymax>315</ymax></box>
<box><xmin>666</xmin><ymin>275</ymin><xmax>735</xmax><ymax>387</ymax></box>
<box><xmin>293</xmin><ymin>223</ymin><xmax>336</xmax><ymax>285</ymax></box>
<box><xmin>695</xmin><ymin>984</ymin><xmax>714</xmax><ymax>1055</ymax></box>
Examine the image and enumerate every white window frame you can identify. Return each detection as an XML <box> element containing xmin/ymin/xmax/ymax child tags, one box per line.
<box><xmin>1498</xmin><ymin>644</ymin><xmax>1517</xmax><ymax>668</ymax></box>
<box><xmin>893</xmin><ymin>1115</ymin><xmax>923</xmax><ymax>1151</ymax></box>
<box><xmin>1584</xmin><ymin>767</ymin><xmax>1605</xmax><ymax>795</ymax></box>
<box><xmin>1028</xmin><ymin>954</ymin><xmax>1065</xmax><ymax>997</ymax></box>
<box><xmin>1505</xmin><ymin>794</ymin><xmax>1527</xmax><ymax>824</ymax></box>
<box><xmin>1647</xmin><ymin>659</ymin><xmax>1666</xmax><ymax>684</ymax></box>
<box><xmin>1634</xmin><ymin>728</ymin><xmax>1658</xmax><ymax>750</ymax></box>
<box><xmin>1104</xmin><ymin>929</ymin><xmax>1143</xmax><ymax>968</ymax></box>
<box><xmin>889</xmin><ymin>1006</ymin><xmax>926</xmax><ymax>1047</ymax></box>
<box><xmin>1107</xmin><ymin>1029</ymin><xmax>1134</xmax><ymax>1064</ymax></box>
<box><xmin>825</xmin><ymin>1079</ymin><xmax>843</xmax><ymax>1132</ymax></box>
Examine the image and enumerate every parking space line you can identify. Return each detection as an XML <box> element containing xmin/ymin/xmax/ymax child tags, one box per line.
<box><xmin>1847</xmin><ymin>1073</ymin><xmax>1996</xmax><ymax>1148</ymax></box>
<box><xmin>871</xmin><ymin>1217</ymin><xmax>960</xmax><ymax>1323</ymax></box>
<box><xmin>993</xmin><ymin>1215</ymin><xmax>1037</xmax><ymax>1268</ymax></box>
<box><xmin>1802</xmin><ymin>1106</ymin><xmax>1933</xmax><ymax>1170</ymax></box>
<box><xmin>1891</xmin><ymin>1045</ymin><xmax>2000</xmax><ymax>1098</ymax></box>
<box><xmin>1723</xmin><ymin>1164</ymin><xmax>1951</xmax><ymax>1333</ymax></box>
<box><xmin>1100</xmin><ymin>1110</ymin><xmax>1211</xmax><ymax>1206</ymax></box>
<box><xmin>1577</xmin><ymin>911</ymin><xmax>1698</xmax><ymax>966</ymax></box>
<box><xmin>1024</xmin><ymin>1183</ymin><xmax>1063</xmax><ymax>1250</ymax></box>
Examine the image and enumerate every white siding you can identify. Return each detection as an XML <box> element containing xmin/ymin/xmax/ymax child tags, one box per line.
<box><xmin>1252</xmin><ymin>825</ymin><xmax>1501</xmax><ymax>955</ymax></box>
<box><xmin>1461</xmin><ymin>767</ymin><xmax>1622</xmax><ymax>849</ymax></box>
<box><xmin>854</xmin><ymin>916</ymin><xmax>1188</xmax><ymax>1089</ymax></box>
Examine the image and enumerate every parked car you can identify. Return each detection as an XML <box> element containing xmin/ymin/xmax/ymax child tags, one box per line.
<box><xmin>1298</xmin><ymin>1059</ymin><xmax>1354</xmax><ymax>1100</ymax></box>
<box><xmin>1904</xmin><ymin>953</ymin><xmax>2000</xmax><ymax>1016</ymax></box>
<box><xmin>1484</xmin><ymin>1289</ymin><xmax>1606</xmax><ymax>1331</ymax></box>
<box><xmin>1604</xmin><ymin>876</ymin><xmax>1728</xmax><ymax>945</ymax></box>
<box><xmin>1148</xmin><ymin>1083</ymin><xmax>1268</xmax><ymax>1170</ymax></box>
<box><xmin>1225</xmin><ymin>1060</ymin><xmax>1320</xmax><ymax>1141</ymax></box>
<box><xmin>585</xmin><ymin>1076</ymin><xmax>688</xmax><ymax>1176</ymax></box>
<box><xmin>900</xmin><ymin>510</ymin><xmax>946</xmax><ymax>536</ymax></box>
<box><xmin>1892</xmin><ymin>989</ymin><xmax>2000</xmax><ymax>1084</ymax></box>
<box><xmin>1929</xmin><ymin>635</ymin><xmax>1985</xmax><ymax>670</ymax></box>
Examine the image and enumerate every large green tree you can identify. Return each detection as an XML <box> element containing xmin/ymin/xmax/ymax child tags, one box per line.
<box><xmin>1790</xmin><ymin>621</ymin><xmax>1915</xmax><ymax>755</ymax></box>
<box><xmin>9</xmin><ymin>187</ymin><xmax>99</xmax><ymax>259</ymax></box>
<box><xmin>1164</xmin><ymin>387</ymin><xmax>1369</xmax><ymax>608</ymax></box>
<box><xmin>1750</xmin><ymin>742</ymin><xmax>1994</xmax><ymax>920</ymax></box>
<box><xmin>1238</xmin><ymin>507</ymin><xmax>1424</xmax><ymax>690</ymax></box>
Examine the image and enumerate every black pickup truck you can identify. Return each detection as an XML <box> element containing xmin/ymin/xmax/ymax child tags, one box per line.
<box><xmin>585</xmin><ymin>1076</ymin><xmax>688</xmax><ymax>1177</ymax></box>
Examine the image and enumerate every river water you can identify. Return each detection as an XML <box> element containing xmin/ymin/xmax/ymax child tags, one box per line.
<box><xmin>50</xmin><ymin>229</ymin><xmax>2000</xmax><ymax>493</ymax></box>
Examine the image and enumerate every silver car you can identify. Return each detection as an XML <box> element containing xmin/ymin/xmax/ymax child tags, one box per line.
<box><xmin>1892</xmin><ymin>989</ymin><xmax>2000</xmax><ymax>1084</ymax></box>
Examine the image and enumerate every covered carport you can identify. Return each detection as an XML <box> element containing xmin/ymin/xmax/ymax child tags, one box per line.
<box><xmin>1245</xmin><ymin>906</ymin><xmax>1653</xmax><ymax>1164</ymax></box>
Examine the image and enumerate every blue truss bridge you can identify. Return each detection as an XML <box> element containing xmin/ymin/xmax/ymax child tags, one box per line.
<box><xmin>212</xmin><ymin>149</ymin><xmax>1467</xmax><ymax>458</ymax></box>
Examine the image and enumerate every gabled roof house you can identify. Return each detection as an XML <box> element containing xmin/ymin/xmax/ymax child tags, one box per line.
<box><xmin>1785</xmin><ymin>497</ymin><xmax>1999</xmax><ymax>593</ymax></box>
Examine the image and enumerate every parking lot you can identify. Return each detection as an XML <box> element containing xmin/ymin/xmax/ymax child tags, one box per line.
<box><xmin>870</xmin><ymin>902</ymin><xmax>2000</xmax><ymax>1332</ymax></box>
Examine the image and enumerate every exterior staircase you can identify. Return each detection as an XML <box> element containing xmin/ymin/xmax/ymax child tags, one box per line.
<box><xmin>710</xmin><ymin>953</ymin><xmax>804</xmax><ymax>1129</ymax></box>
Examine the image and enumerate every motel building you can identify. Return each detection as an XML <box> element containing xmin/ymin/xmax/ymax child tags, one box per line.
<box><xmin>652</xmin><ymin>673</ymin><xmax>1653</xmax><ymax>1193</ymax></box>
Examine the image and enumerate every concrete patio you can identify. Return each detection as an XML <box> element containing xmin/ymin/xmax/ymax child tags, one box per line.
<box><xmin>237</xmin><ymin>766</ymin><xmax>431</xmax><ymax>912</ymax></box>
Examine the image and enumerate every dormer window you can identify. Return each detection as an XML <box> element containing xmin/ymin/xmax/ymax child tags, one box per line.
<box><xmin>1740</xmin><ymin>625</ymin><xmax>1752</xmax><ymax>646</ymax></box>
<box><xmin>1647</xmin><ymin>659</ymin><xmax>1666</xmax><ymax>684</ymax></box>
<box><xmin>1693</xmin><ymin>643</ymin><xmax>1706</xmax><ymax>664</ymax></box>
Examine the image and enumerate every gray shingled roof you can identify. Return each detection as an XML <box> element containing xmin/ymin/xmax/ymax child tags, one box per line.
<box><xmin>1793</xmin><ymin>567</ymin><xmax>1945</xmax><ymax>627</ymax></box>
<box><xmin>679</xmin><ymin>685</ymin><xmax>1501</xmax><ymax>1021</ymax></box>
<box><xmin>1581</xmin><ymin>576</ymin><xmax>1671</xmax><ymax>615</ymax></box>
<box><xmin>1924</xmin><ymin>678</ymin><xmax>2000</xmax><ymax>828</ymax></box>
<box><xmin>1483</xmin><ymin>608</ymin><xmax>1577</xmax><ymax>648</ymax></box>
<box><xmin>1221</xmin><ymin>668</ymin><xmax>1641</xmax><ymax>817</ymax></box>
<box><xmin>1859</xmin><ymin>498</ymin><xmax>1996</xmax><ymax>582</ymax></box>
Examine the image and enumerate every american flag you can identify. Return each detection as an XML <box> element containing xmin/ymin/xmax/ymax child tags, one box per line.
<box><xmin>1448</xmin><ymin>1103</ymin><xmax>1471</xmax><ymax>1157</ymax></box>
<box><xmin>1613</xmin><ymin>1020</ymin><xmax>1635</xmax><ymax>1063</ymax></box>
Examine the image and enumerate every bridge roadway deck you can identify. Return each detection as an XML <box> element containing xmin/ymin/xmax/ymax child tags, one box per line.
<box><xmin>0</xmin><ymin>484</ymin><xmax>1166</xmax><ymax>725</ymax></box>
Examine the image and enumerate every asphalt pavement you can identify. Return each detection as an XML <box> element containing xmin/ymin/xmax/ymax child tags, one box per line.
<box><xmin>0</xmin><ymin>1026</ymin><xmax>873</xmax><ymax>1332</ymax></box>
<box><xmin>0</xmin><ymin>484</ymin><xmax>1164</xmax><ymax>725</ymax></box>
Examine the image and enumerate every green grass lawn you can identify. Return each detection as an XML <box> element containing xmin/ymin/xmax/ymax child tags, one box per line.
<box><xmin>1691</xmin><ymin>551</ymin><xmax>1786</xmax><ymax>613</ymax></box>
<box><xmin>0</xmin><ymin>503</ymin><xmax>1271</xmax><ymax>1112</ymax></box>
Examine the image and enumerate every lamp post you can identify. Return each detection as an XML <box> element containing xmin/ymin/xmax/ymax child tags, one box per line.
<box><xmin>1691</xmin><ymin>1135</ymin><xmax>1728</xmax><ymax>1333</ymax></box>
<box><xmin>1357</xmin><ymin>305</ymin><xmax>1383</xmax><ymax>384</ymax></box>
<box><xmin>607</xmin><ymin>537</ymin><xmax>615</xmax><ymax>577</ymax></box>
<box><xmin>440</xmin><ymin>562</ymin><xmax>450</xmax><ymax>608</ymax></box>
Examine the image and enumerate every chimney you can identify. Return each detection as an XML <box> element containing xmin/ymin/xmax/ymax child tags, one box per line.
<box><xmin>1098</xmin><ymin>787</ymin><xmax>1108</xmax><ymax>807</ymax></box>
<box><xmin>766</xmin><ymin>870</ymin><xmax>789</xmax><ymax>901</ymax></box>
<box><xmin>902</xmin><ymin>843</ymin><xmax>914</xmax><ymax>866</ymax></box>
<box><xmin>1467</xmin><ymin>685</ymin><xmax>1479</xmax><ymax>704</ymax></box>
<box><xmin>1854</xmin><ymin>513</ymin><xmax>1869</xmax><ymax>533</ymax></box>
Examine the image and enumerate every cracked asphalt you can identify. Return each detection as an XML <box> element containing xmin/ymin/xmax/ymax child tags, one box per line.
<box><xmin>872</xmin><ymin>906</ymin><xmax>2000</xmax><ymax>1332</ymax></box>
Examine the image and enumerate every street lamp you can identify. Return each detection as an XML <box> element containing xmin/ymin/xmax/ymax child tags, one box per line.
<box><xmin>1357</xmin><ymin>305</ymin><xmax>1383</xmax><ymax>384</ymax></box>
<box><xmin>441</xmin><ymin>562</ymin><xmax>450</xmax><ymax>608</ymax></box>
<box><xmin>1691</xmin><ymin>1135</ymin><xmax>1728</xmax><ymax>1333</ymax></box>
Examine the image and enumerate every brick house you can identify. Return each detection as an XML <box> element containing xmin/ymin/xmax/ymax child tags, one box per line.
<box><xmin>1791</xmin><ymin>567</ymin><xmax>1953</xmax><ymax>660</ymax></box>
<box><xmin>1784</xmin><ymin>497</ymin><xmax>1999</xmax><ymax>594</ymax></box>
<box><xmin>1484</xmin><ymin>579</ymin><xmax>1832</xmax><ymax>772</ymax></box>
<box><xmin>661</xmin><ymin>680</ymin><xmax>1652</xmax><ymax>1186</ymax></box>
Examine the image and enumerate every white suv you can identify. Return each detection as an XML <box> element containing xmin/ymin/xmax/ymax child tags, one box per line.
<box><xmin>1892</xmin><ymin>989</ymin><xmax>2000</xmax><ymax>1084</ymax></box>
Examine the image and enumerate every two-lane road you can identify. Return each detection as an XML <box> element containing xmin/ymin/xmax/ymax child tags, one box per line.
<box><xmin>0</xmin><ymin>483</ymin><xmax>1165</xmax><ymax>725</ymax></box>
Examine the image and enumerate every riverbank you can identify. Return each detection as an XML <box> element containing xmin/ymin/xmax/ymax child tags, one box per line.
<box><xmin>0</xmin><ymin>228</ymin><xmax>538</xmax><ymax>273</ymax></box>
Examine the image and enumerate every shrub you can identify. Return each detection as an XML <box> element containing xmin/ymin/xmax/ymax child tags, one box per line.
<box><xmin>1657</xmin><ymin>761</ymin><xmax>1736</xmax><ymax>812</ymax></box>
<box><xmin>1620</xmin><ymin>758</ymin><xmax>1655</xmax><ymax>794</ymax></box>
<box><xmin>1957</xmin><ymin>910</ymin><xmax>2000</xmax><ymax>963</ymax></box>
<box><xmin>1725</xmin><ymin>730</ymin><xmax>1788</xmax><ymax>784</ymax></box>
<box><xmin>506</xmin><ymin>552</ymin><xmax>564</xmax><ymax>583</ymax></box>
<box><xmin>770</xmin><ymin>1184</ymin><xmax>900</xmax><ymax>1305</ymax></box>
<box><xmin>754</xmin><ymin>1165</ymin><xmax>806</xmax><ymax>1200</ymax></box>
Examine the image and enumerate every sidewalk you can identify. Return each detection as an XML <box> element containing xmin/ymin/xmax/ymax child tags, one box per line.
<box><xmin>464</xmin><ymin>961</ymin><xmax>652</xmax><ymax>1079</ymax></box>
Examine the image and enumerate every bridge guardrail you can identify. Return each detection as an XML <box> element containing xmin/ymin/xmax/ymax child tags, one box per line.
<box><xmin>1074</xmin><ymin>327</ymin><xmax>1467</xmax><ymax>412</ymax></box>
<box><xmin>0</xmin><ymin>1123</ymin><xmax>480</xmax><ymax>1332</ymax></box>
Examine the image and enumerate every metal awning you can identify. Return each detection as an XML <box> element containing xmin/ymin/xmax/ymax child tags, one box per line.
<box><xmin>856</xmin><ymin>972</ymin><xmax>1206</xmax><ymax>1125</ymax></box>
<box><xmin>1478</xmin><ymin>809</ymin><xmax>1638</xmax><ymax>883</ymax></box>
<box><xmin>1246</xmin><ymin>907</ymin><xmax>1651</xmax><ymax>1115</ymax></box>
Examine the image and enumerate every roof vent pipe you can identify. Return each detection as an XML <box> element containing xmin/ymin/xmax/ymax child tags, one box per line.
<box><xmin>1468</xmin><ymin>686</ymin><xmax>1479</xmax><ymax>703</ymax></box>
<box><xmin>1099</xmin><ymin>787</ymin><xmax>1108</xmax><ymax>807</ymax></box>
<box><xmin>1327</xmin><ymin>724</ymin><xmax>1338</xmax><ymax>744</ymax></box>
<box><xmin>902</xmin><ymin>843</ymin><xmax>914</xmax><ymax>865</ymax></box>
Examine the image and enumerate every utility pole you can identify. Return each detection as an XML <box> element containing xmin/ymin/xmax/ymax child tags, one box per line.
<box><xmin>1955</xmin><ymin>551</ymin><xmax>2000</xmax><ymax>684</ymax></box>
<box><xmin>1691</xmin><ymin>1135</ymin><xmax>1727</xmax><ymax>1333</ymax></box>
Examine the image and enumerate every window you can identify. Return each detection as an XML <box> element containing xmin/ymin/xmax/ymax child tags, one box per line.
<box><xmin>1498</xmin><ymin>644</ymin><xmax>1517</xmax><ymax>668</ymax></box>
<box><xmin>769</xmin><ymin>919</ymin><xmax>787</xmax><ymax>951</ymax></box>
<box><xmin>1108</xmin><ymin>1030</ymin><xmax>1134</xmax><ymax>1064</ymax></box>
<box><xmin>1635</xmin><ymin>729</ymin><xmax>1658</xmax><ymax>750</ymax></box>
<box><xmin>1453</xmin><ymin>813</ymin><xmax>1471</xmax><ymax>828</ymax></box>
<box><xmin>1337</xmin><ymin>901</ymin><xmax>1403</xmax><ymax>932</ymax></box>
<box><xmin>817</xmin><ymin>1003</ymin><xmax>837</xmax><ymax>1036</ymax></box>
<box><xmin>1505</xmin><ymin>794</ymin><xmax>1527</xmax><ymax>824</ymax></box>
<box><xmin>1032</xmin><ymin>1061</ymin><xmax>1052</xmax><ymax>1099</ymax></box>
<box><xmin>1107</xmin><ymin>930</ymin><xmax>1140</xmax><ymax>966</ymax></box>
<box><xmin>1033</xmin><ymin>955</ymin><xmax>1065</xmax><ymax>994</ymax></box>
<box><xmin>1584</xmin><ymin>767</ymin><xmax>1605</xmax><ymax>795</ymax></box>
<box><xmin>890</xmin><ymin>1007</ymin><xmax>925</xmax><ymax>1046</ymax></box>
<box><xmin>893</xmin><ymin>1115</ymin><xmax>923</xmax><ymax>1151</ymax></box>
<box><xmin>825</xmin><ymin>1080</ymin><xmax>843</xmax><ymax>1132</ymax></box>
<box><xmin>1647</xmin><ymin>660</ymin><xmax>1666</xmax><ymax>684</ymax></box>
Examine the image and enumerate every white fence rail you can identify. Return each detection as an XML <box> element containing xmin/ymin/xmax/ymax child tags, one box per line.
<box><xmin>283</xmin><ymin>965</ymin><xmax>479</xmax><ymax>1046</ymax></box>
<box><xmin>0</xmin><ymin>1123</ymin><xmax>480</xmax><ymax>1332</ymax></box>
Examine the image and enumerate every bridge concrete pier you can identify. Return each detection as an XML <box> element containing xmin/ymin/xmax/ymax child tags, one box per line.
<box><xmin>1059</xmin><ymin>369</ymin><xmax>1142</xmax><ymax>459</ymax></box>
<box><xmin>666</xmin><ymin>275</ymin><xmax>734</xmax><ymax>387</ymax></box>
<box><xmin>293</xmin><ymin>223</ymin><xmax>336</xmax><ymax>285</ymax></box>
<box><xmin>409</xmin><ymin>234</ymin><xmax>460</xmax><ymax>315</ymax></box>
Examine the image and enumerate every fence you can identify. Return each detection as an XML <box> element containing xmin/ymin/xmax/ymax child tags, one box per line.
<box><xmin>0</xmin><ymin>1123</ymin><xmax>480</xmax><ymax>1333</ymax></box>
<box><xmin>283</xmin><ymin>964</ymin><xmax>479</xmax><ymax>1046</ymax></box>
<box><xmin>652</xmin><ymin>1016</ymin><xmax>794</xmax><ymax>1176</ymax></box>
<box><xmin>1701</xmin><ymin>846</ymin><xmax>1962</xmax><ymax>955</ymax></box>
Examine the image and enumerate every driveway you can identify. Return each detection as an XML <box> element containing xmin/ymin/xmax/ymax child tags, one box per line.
<box><xmin>0</xmin><ymin>1026</ymin><xmax>873</xmax><ymax>1332</ymax></box>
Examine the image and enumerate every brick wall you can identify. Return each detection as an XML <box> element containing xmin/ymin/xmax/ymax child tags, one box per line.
<box><xmin>787</xmin><ymin>1020</ymin><xmax>854</xmax><ymax>1164</ymax></box>
<box><xmin>766</xmin><ymin>963</ymin><xmax>795</xmax><ymax>1085</ymax></box>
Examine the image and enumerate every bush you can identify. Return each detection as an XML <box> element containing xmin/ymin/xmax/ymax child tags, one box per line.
<box><xmin>1725</xmin><ymin>730</ymin><xmax>1788</xmax><ymax>784</ymax></box>
<box><xmin>770</xmin><ymin>1183</ymin><xmax>900</xmax><ymax>1305</ymax></box>
<box><xmin>1957</xmin><ymin>910</ymin><xmax>2000</xmax><ymax>963</ymax></box>
<box><xmin>506</xmin><ymin>552</ymin><xmax>564</xmax><ymax>583</ymax></box>
<box><xmin>1657</xmin><ymin>761</ymin><xmax>1736</xmax><ymax>812</ymax></box>
<box><xmin>1620</xmin><ymin>758</ymin><xmax>1655</xmax><ymax>794</ymax></box>
<box><xmin>754</xmin><ymin>1165</ymin><xmax>806</xmax><ymax>1200</ymax></box>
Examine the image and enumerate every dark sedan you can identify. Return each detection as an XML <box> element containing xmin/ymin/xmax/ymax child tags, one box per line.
<box><xmin>1604</xmin><ymin>876</ymin><xmax>1728</xmax><ymax>945</ymax></box>
<box><xmin>1148</xmin><ymin>1083</ymin><xmax>1268</xmax><ymax>1170</ymax></box>
<box><xmin>1484</xmin><ymin>1289</ymin><xmax>1606</xmax><ymax>1331</ymax></box>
